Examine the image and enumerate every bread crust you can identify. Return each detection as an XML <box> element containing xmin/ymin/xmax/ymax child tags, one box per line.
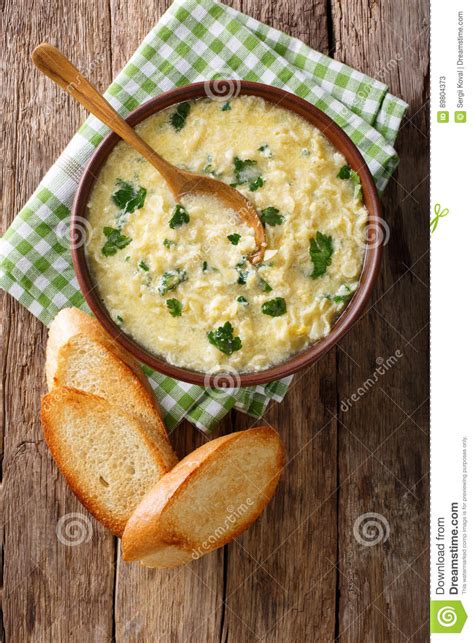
<box><xmin>41</xmin><ymin>387</ymin><xmax>167</xmax><ymax>536</ymax></box>
<box><xmin>54</xmin><ymin>334</ymin><xmax>177</xmax><ymax>470</ymax></box>
<box><xmin>122</xmin><ymin>427</ymin><xmax>285</xmax><ymax>566</ymax></box>
<box><xmin>46</xmin><ymin>307</ymin><xmax>174</xmax><ymax>456</ymax></box>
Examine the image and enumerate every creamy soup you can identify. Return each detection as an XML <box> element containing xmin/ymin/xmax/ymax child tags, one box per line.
<box><xmin>86</xmin><ymin>95</ymin><xmax>368</xmax><ymax>373</ymax></box>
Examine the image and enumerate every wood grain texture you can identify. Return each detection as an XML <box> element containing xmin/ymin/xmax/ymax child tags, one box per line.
<box><xmin>332</xmin><ymin>1</ymin><xmax>430</xmax><ymax>641</ymax></box>
<box><xmin>1</xmin><ymin>0</ymin><xmax>429</xmax><ymax>641</ymax></box>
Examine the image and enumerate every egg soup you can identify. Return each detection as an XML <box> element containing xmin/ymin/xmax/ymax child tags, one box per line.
<box><xmin>86</xmin><ymin>95</ymin><xmax>368</xmax><ymax>373</ymax></box>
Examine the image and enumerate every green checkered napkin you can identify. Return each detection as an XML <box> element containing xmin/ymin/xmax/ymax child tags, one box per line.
<box><xmin>0</xmin><ymin>0</ymin><xmax>407</xmax><ymax>434</ymax></box>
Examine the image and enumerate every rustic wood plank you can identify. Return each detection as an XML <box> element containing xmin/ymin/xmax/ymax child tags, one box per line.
<box><xmin>219</xmin><ymin>2</ymin><xmax>339</xmax><ymax>641</ymax></box>
<box><xmin>227</xmin><ymin>356</ymin><xmax>339</xmax><ymax>641</ymax></box>
<box><xmin>1</xmin><ymin>2</ymin><xmax>117</xmax><ymax>641</ymax></box>
<box><xmin>1</xmin><ymin>0</ymin><xmax>430</xmax><ymax>641</ymax></box>
<box><xmin>332</xmin><ymin>0</ymin><xmax>429</xmax><ymax>641</ymax></box>
<box><xmin>106</xmin><ymin>4</ymin><xmax>231</xmax><ymax>641</ymax></box>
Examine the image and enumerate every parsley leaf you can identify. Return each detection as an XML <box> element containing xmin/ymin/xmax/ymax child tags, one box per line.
<box><xmin>249</xmin><ymin>176</ymin><xmax>264</xmax><ymax>191</ymax></box>
<box><xmin>169</xmin><ymin>204</ymin><xmax>190</xmax><ymax>229</ymax></box>
<box><xmin>237</xmin><ymin>295</ymin><xmax>248</xmax><ymax>305</ymax></box>
<box><xmin>261</xmin><ymin>297</ymin><xmax>287</xmax><ymax>317</ymax></box>
<box><xmin>101</xmin><ymin>227</ymin><xmax>132</xmax><ymax>257</ymax></box>
<box><xmin>112</xmin><ymin>179</ymin><xmax>146</xmax><ymax>227</ymax></box>
<box><xmin>232</xmin><ymin>157</ymin><xmax>260</xmax><ymax>187</ymax></box>
<box><xmin>227</xmin><ymin>233</ymin><xmax>241</xmax><ymax>245</ymax></box>
<box><xmin>337</xmin><ymin>165</ymin><xmax>362</xmax><ymax>199</ymax></box>
<box><xmin>112</xmin><ymin>180</ymin><xmax>146</xmax><ymax>213</ymax></box>
<box><xmin>258</xmin><ymin>143</ymin><xmax>272</xmax><ymax>158</ymax></box>
<box><xmin>202</xmin><ymin>261</ymin><xmax>208</xmax><ymax>272</ymax></box>
<box><xmin>138</xmin><ymin>259</ymin><xmax>149</xmax><ymax>271</ymax></box>
<box><xmin>221</xmin><ymin>101</ymin><xmax>232</xmax><ymax>111</ymax></box>
<box><xmin>235</xmin><ymin>257</ymin><xmax>248</xmax><ymax>284</ymax></box>
<box><xmin>237</xmin><ymin>269</ymin><xmax>248</xmax><ymax>284</ymax></box>
<box><xmin>324</xmin><ymin>284</ymin><xmax>354</xmax><ymax>304</ymax></box>
<box><xmin>170</xmin><ymin>102</ymin><xmax>191</xmax><ymax>131</ymax></box>
<box><xmin>351</xmin><ymin>171</ymin><xmax>362</xmax><ymax>199</ymax></box>
<box><xmin>207</xmin><ymin>321</ymin><xmax>242</xmax><ymax>355</ymax></box>
<box><xmin>326</xmin><ymin>293</ymin><xmax>351</xmax><ymax>304</ymax></box>
<box><xmin>257</xmin><ymin>275</ymin><xmax>272</xmax><ymax>292</ymax></box>
<box><xmin>166</xmin><ymin>298</ymin><xmax>182</xmax><ymax>317</ymax></box>
<box><xmin>337</xmin><ymin>164</ymin><xmax>351</xmax><ymax>180</ymax></box>
<box><xmin>260</xmin><ymin>206</ymin><xmax>284</xmax><ymax>226</ymax></box>
<box><xmin>158</xmin><ymin>269</ymin><xmax>187</xmax><ymax>295</ymax></box>
<box><xmin>309</xmin><ymin>232</ymin><xmax>334</xmax><ymax>278</ymax></box>
<box><xmin>163</xmin><ymin>238</ymin><xmax>176</xmax><ymax>249</ymax></box>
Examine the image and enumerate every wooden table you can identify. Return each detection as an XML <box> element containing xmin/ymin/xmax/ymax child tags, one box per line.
<box><xmin>1</xmin><ymin>1</ymin><xmax>429</xmax><ymax>640</ymax></box>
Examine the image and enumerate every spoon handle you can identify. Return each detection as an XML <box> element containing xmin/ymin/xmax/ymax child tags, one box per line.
<box><xmin>32</xmin><ymin>43</ymin><xmax>181</xmax><ymax>190</ymax></box>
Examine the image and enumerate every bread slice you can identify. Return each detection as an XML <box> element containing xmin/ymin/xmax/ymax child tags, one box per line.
<box><xmin>41</xmin><ymin>387</ymin><xmax>170</xmax><ymax>536</ymax></box>
<box><xmin>121</xmin><ymin>427</ymin><xmax>285</xmax><ymax>568</ymax></box>
<box><xmin>46</xmin><ymin>307</ymin><xmax>145</xmax><ymax>389</ymax></box>
<box><xmin>52</xmin><ymin>333</ymin><xmax>177</xmax><ymax>470</ymax></box>
<box><xmin>46</xmin><ymin>308</ymin><xmax>176</xmax><ymax>469</ymax></box>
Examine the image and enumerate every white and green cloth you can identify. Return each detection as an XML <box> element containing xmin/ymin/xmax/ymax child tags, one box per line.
<box><xmin>0</xmin><ymin>0</ymin><xmax>408</xmax><ymax>434</ymax></box>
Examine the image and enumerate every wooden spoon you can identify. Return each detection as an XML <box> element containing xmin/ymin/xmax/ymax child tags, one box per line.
<box><xmin>32</xmin><ymin>43</ymin><xmax>266</xmax><ymax>264</ymax></box>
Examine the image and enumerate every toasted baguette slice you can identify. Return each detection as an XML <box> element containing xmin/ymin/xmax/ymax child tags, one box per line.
<box><xmin>52</xmin><ymin>333</ymin><xmax>177</xmax><ymax>470</ymax></box>
<box><xmin>46</xmin><ymin>307</ymin><xmax>145</xmax><ymax>388</ymax></box>
<box><xmin>122</xmin><ymin>427</ymin><xmax>285</xmax><ymax>568</ymax></box>
<box><xmin>41</xmin><ymin>387</ymin><xmax>169</xmax><ymax>536</ymax></box>
<box><xmin>46</xmin><ymin>308</ymin><xmax>176</xmax><ymax>468</ymax></box>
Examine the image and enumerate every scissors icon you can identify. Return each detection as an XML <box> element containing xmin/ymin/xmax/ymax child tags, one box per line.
<box><xmin>430</xmin><ymin>203</ymin><xmax>449</xmax><ymax>233</ymax></box>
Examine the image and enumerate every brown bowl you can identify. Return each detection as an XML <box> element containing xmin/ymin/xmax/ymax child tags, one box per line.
<box><xmin>72</xmin><ymin>81</ymin><xmax>383</xmax><ymax>387</ymax></box>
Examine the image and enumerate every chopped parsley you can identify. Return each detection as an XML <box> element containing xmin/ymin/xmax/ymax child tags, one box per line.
<box><xmin>231</xmin><ymin>157</ymin><xmax>261</xmax><ymax>187</ymax></box>
<box><xmin>249</xmin><ymin>176</ymin><xmax>264</xmax><ymax>191</ymax></box>
<box><xmin>324</xmin><ymin>284</ymin><xmax>354</xmax><ymax>304</ymax></box>
<box><xmin>234</xmin><ymin>258</ymin><xmax>248</xmax><ymax>284</ymax></box>
<box><xmin>202</xmin><ymin>261</ymin><xmax>208</xmax><ymax>272</ymax></box>
<box><xmin>116</xmin><ymin>315</ymin><xmax>124</xmax><ymax>324</ymax></box>
<box><xmin>112</xmin><ymin>179</ymin><xmax>147</xmax><ymax>226</ymax></box>
<box><xmin>221</xmin><ymin>101</ymin><xmax>232</xmax><ymax>111</ymax></box>
<box><xmin>101</xmin><ymin>227</ymin><xmax>132</xmax><ymax>257</ymax></box>
<box><xmin>325</xmin><ymin>293</ymin><xmax>351</xmax><ymax>304</ymax></box>
<box><xmin>337</xmin><ymin>164</ymin><xmax>351</xmax><ymax>179</ymax></box>
<box><xmin>157</xmin><ymin>269</ymin><xmax>187</xmax><ymax>295</ymax></box>
<box><xmin>237</xmin><ymin>295</ymin><xmax>248</xmax><ymax>305</ymax></box>
<box><xmin>309</xmin><ymin>232</ymin><xmax>334</xmax><ymax>278</ymax></box>
<box><xmin>260</xmin><ymin>206</ymin><xmax>284</xmax><ymax>226</ymax></box>
<box><xmin>207</xmin><ymin>321</ymin><xmax>242</xmax><ymax>355</ymax></box>
<box><xmin>169</xmin><ymin>204</ymin><xmax>190</xmax><ymax>229</ymax></box>
<box><xmin>166</xmin><ymin>298</ymin><xmax>182</xmax><ymax>317</ymax></box>
<box><xmin>163</xmin><ymin>238</ymin><xmax>176</xmax><ymax>249</ymax></box>
<box><xmin>337</xmin><ymin>164</ymin><xmax>362</xmax><ymax>199</ymax></box>
<box><xmin>257</xmin><ymin>275</ymin><xmax>272</xmax><ymax>292</ymax></box>
<box><xmin>170</xmin><ymin>102</ymin><xmax>191</xmax><ymax>131</ymax></box>
<box><xmin>258</xmin><ymin>143</ymin><xmax>272</xmax><ymax>157</ymax></box>
<box><xmin>138</xmin><ymin>259</ymin><xmax>149</xmax><ymax>271</ymax></box>
<box><xmin>261</xmin><ymin>297</ymin><xmax>287</xmax><ymax>317</ymax></box>
<box><xmin>227</xmin><ymin>233</ymin><xmax>241</xmax><ymax>245</ymax></box>
<box><xmin>237</xmin><ymin>269</ymin><xmax>248</xmax><ymax>285</ymax></box>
